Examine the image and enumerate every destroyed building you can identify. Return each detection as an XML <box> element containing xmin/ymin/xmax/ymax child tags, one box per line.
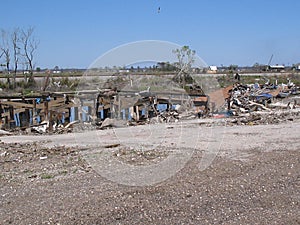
<box><xmin>0</xmin><ymin>73</ymin><xmax>299</xmax><ymax>133</ymax></box>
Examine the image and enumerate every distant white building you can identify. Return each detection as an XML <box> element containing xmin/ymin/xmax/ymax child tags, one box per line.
<box><xmin>208</xmin><ymin>65</ymin><xmax>218</xmax><ymax>73</ymax></box>
<box><xmin>269</xmin><ymin>65</ymin><xmax>285</xmax><ymax>71</ymax></box>
<box><xmin>119</xmin><ymin>69</ymin><xmax>130</xmax><ymax>73</ymax></box>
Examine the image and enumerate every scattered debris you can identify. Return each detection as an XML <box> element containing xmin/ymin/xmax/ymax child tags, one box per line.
<box><xmin>113</xmin><ymin>146</ymin><xmax>169</xmax><ymax>165</ymax></box>
<box><xmin>0</xmin><ymin>129</ymin><xmax>12</xmax><ymax>136</ymax></box>
<box><xmin>219</xmin><ymin>80</ymin><xmax>300</xmax><ymax>126</ymax></box>
<box><xmin>104</xmin><ymin>143</ymin><xmax>121</xmax><ymax>148</ymax></box>
<box><xmin>0</xmin><ymin>77</ymin><xmax>299</xmax><ymax>133</ymax></box>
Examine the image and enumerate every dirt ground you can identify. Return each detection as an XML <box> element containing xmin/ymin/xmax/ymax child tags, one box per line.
<box><xmin>0</xmin><ymin>119</ymin><xmax>299</xmax><ymax>224</ymax></box>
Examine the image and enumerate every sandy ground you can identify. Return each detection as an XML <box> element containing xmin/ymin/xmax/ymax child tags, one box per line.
<box><xmin>0</xmin><ymin>119</ymin><xmax>299</xmax><ymax>224</ymax></box>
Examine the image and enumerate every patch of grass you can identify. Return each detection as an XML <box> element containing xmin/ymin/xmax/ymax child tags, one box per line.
<box><xmin>59</xmin><ymin>170</ymin><xmax>68</xmax><ymax>175</ymax></box>
<box><xmin>23</xmin><ymin>169</ymin><xmax>32</xmax><ymax>173</ymax></box>
<box><xmin>40</xmin><ymin>174</ymin><xmax>54</xmax><ymax>179</ymax></box>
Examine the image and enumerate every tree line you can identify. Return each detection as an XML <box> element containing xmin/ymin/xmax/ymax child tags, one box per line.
<box><xmin>0</xmin><ymin>27</ymin><xmax>38</xmax><ymax>89</ymax></box>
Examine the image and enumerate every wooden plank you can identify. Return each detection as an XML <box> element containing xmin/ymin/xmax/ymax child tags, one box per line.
<box><xmin>1</xmin><ymin>99</ymin><xmax>73</xmax><ymax>110</ymax></box>
<box><xmin>48</xmin><ymin>98</ymin><xmax>65</xmax><ymax>107</ymax></box>
<box><xmin>49</xmin><ymin>104</ymin><xmax>71</xmax><ymax>111</ymax></box>
<box><xmin>14</xmin><ymin>108</ymin><xmax>26</xmax><ymax>114</ymax></box>
<box><xmin>1</xmin><ymin>101</ymin><xmax>34</xmax><ymax>109</ymax></box>
<box><xmin>40</xmin><ymin>107</ymin><xmax>69</xmax><ymax>114</ymax></box>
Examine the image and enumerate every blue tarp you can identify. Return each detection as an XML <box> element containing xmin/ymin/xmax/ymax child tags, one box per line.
<box><xmin>257</xmin><ymin>93</ymin><xmax>273</xmax><ymax>98</ymax></box>
<box><xmin>256</xmin><ymin>93</ymin><xmax>273</xmax><ymax>100</ymax></box>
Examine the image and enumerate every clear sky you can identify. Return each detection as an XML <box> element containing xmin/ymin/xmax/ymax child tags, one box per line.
<box><xmin>1</xmin><ymin>0</ymin><xmax>300</xmax><ymax>69</ymax></box>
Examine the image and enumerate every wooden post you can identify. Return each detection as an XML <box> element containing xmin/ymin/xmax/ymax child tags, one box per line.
<box><xmin>96</xmin><ymin>95</ymin><xmax>100</xmax><ymax>119</ymax></box>
<box><xmin>65</xmin><ymin>107</ymin><xmax>71</xmax><ymax>123</ymax></box>
<box><xmin>44</xmin><ymin>100</ymin><xmax>49</xmax><ymax>121</ymax></box>
<box><xmin>93</xmin><ymin>98</ymin><xmax>96</xmax><ymax>119</ymax></box>
<box><xmin>5</xmin><ymin>111</ymin><xmax>9</xmax><ymax>129</ymax></box>
<box><xmin>110</xmin><ymin>100</ymin><xmax>113</xmax><ymax>119</ymax></box>
<box><xmin>49</xmin><ymin>111</ymin><xmax>53</xmax><ymax>133</ymax></box>
<box><xmin>24</xmin><ymin>109</ymin><xmax>30</xmax><ymax>127</ymax></box>
<box><xmin>0</xmin><ymin>103</ymin><xmax>3</xmax><ymax>128</ymax></box>
<box><xmin>33</xmin><ymin>99</ymin><xmax>37</xmax><ymax>125</ymax></box>
<box><xmin>118</xmin><ymin>94</ymin><xmax>122</xmax><ymax>119</ymax></box>
<box><xmin>79</xmin><ymin>99</ymin><xmax>83</xmax><ymax>122</ymax></box>
<box><xmin>88</xmin><ymin>106</ymin><xmax>92</xmax><ymax>122</ymax></box>
<box><xmin>9</xmin><ymin>105</ymin><xmax>15</xmax><ymax>129</ymax></box>
<box><xmin>135</xmin><ymin>105</ymin><xmax>140</xmax><ymax>121</ymax></box>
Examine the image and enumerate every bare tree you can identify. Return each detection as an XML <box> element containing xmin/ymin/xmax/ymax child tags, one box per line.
<box><xmin>12</xmin><ymin>28</ymin><xmax>21</xmax><ymax>88</ymax></box>
<box><xmin>172</xmin><ymin>45</ymin><xmax>196</xmax><ymax>87</ymax></box>
<box><xmin>0</xmin><ymin>36</ymin><xmax>4</xmax><ymax>64</ymax></box>
<box><xmin>1</xmin><ymin>29</ymin><xmax>11</xmax><ymax>85</ymax></box>
<box><xmin>20</xmin><ymin>27</ymin><xmax>39</xmax><ymax>84</ymax></box>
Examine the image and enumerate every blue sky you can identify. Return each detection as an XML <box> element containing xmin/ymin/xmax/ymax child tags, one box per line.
<box><xmin>1</xmin><ymin>0</ymin><xmax>300</xmax><ymax>69</ymax></box>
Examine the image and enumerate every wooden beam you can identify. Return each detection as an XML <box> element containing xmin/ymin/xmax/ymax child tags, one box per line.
<box><xmin>1</xmin><ymin>101</ymin><xmax>34</xmax><ymax>109</ymax></box>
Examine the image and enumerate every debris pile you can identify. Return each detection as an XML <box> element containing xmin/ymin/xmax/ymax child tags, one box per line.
<box><xmin>28</xmin><ymin>120</ymin><xmax>78</xmax><ymax>134</ymax></box>
<box><xmin>222</xmin><ymin>81</ymin><xmax>300</xmax><ymax>125</ymax></box>
<box><xmin>226</xmin><ymin>109</ymin><xmax>300</xmax><ymax>126</ymax></box>
<box><xmin>1</xmin><ymin>77</ymin><xmax>300</xmax><ymax>134</ymax></box>
<box><xmin>147</xmin><ymin>109</ymin><xmax>180</xmax><ymax>124</ymax></box>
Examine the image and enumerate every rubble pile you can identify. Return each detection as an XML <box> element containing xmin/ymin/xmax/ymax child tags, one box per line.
<box><xmin>149</xmin><ymin>110</ymin><xmax>180</xmax><ymax>124</ymax></box>
<box><xmin>226</xmin><ymin>109</ymin><xmax>300</xmax><ymax>126</ymax></box>
<box><xmin>223</xmin><ymin>81</ymin><xmax>300</xmax><ymax>125</ymax></box>
<box><xmin>2</xmin><ymin>78</ymin><xmax>299</xmax><ymax>135</ymax></box>
<box><xmin>28</xmin><ymin>121</ymin><xmax>78</xmax><ymax>135</ymax></box>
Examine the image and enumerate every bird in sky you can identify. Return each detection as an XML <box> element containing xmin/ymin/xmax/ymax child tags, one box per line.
<box><xmin>158</xmin><ymin>7</ymin><xmax>160</xmax><ymax>13</ymax></box>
